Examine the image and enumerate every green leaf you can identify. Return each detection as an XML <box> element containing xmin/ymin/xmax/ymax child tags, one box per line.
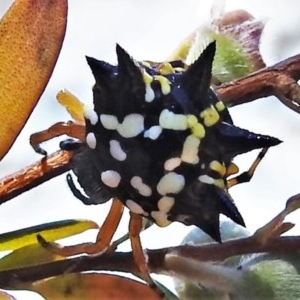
<box><xmin>0</xmin><ymin>243</ymin><xmax>64</xmax><ymax>272</ymax></box>
<box><xmin>169</xmin><ymin>9</ymin><xmax>265</xmax><ymax>83</ymax></box>
<box><xmin>173</xmin><ymin>220</ymin><xmax>300</xmax><ymax>299</ymax></box>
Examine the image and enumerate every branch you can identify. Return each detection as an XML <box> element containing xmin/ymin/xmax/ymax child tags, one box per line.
<box><xmin>0</xmin><ymin>150</ymin><xmax>71</xmax><ymax>205</ymax></box>
<box><xmin>1</xmin><ymin>235</ymin><xmax>300</xmax><ymax>288</ymax></box>
<box><xmin>216</xmin><ymin>53</ymin><xmax>300</xmax><ymax>113</ymax></box>
<box><xmin>2</xmin><ymin>192</ymin><xmax>299</xmax><ymax>288</ymax></box>
<box><xmin>1</xmin><ymin>53</ymin><xmax>300</xmax><ymax>203</ymax></box>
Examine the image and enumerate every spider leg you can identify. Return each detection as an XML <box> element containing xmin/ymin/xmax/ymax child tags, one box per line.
<box><xmin>129</xmin><ymin>212</ymin><xmax>163</xmax><ymax>296</ymax></box>
<box><xmin>37</xmin><ymin>198</ymin><xmax>124</xmax><ymax>256</ymax></box>
<box><xmin>60</xmin><ymin>139</ymin><xmax>83</xmax><ymax>151</ymax></box>
<box><xmin>66</xmin><ymin>173</ymin><xmax>92</xmax><ymax>205</ymax></box>
<box><xmin>227</xmin><ymin>148</ymin><xmax>268</xmax><ymax>188</ymax></box>
<box><xmin>30</xmin><ymin>121</ymin><xmax>85</xmax><ymax>155</ymax></box>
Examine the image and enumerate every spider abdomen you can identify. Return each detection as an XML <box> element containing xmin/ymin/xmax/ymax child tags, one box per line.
<box><xmin>67</xmin><ymin>42</ymin><xmax>281</xmax><ymax>241</ymax></box>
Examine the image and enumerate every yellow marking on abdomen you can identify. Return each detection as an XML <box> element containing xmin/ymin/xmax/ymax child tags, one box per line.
<box><xmin>200</xmin><ymin>105</ymin><xmax>220</xmax><ymax>127</ymax></box>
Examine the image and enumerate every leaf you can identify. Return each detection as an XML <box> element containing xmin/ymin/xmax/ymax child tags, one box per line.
<box><xmin>173</xmin><ymin>220</ymin><xmax>300</xmax><ymax>299</ymax></box>
<box><xmin>173</xmin><ymin>253</ymin><xmax>300</xmax><ymax>299</ymax></box>
<box><xmin>0</xmin><ymin>243</ymin><xmax>64</xmax><ymax>272</ymax></box>
<box><xmin>154</xmin><ymin>280</ymin><xmax>179</xmax><ymax>300</ymax></box>
<box><xmin>57</xmin><ymin>90</ymin><xmax>85</xmax><ymax>124</ymax></box>
<box><xmin>0</xmin><ymin>219</ymin><xmax>98</xmax><ymax>251</ymax></box>
<box><xmin>169</xmin><ymin>9</ymin><xmax>265</xmax><ymax>83</ymax></box>
<box><xmin>211</xmin><ymin>10</ymin><xmax>265</xmax><ymax>82</ymax></box>
<box><xmin>167</xmin><ymin>32</ymin><xmax>196</xmax><ymax>62</ymax></box>
<box><xmin>0</xmin><ymin>290</ymin><xmax>16</xmax><ymax>300</ymax></box>
<box><xmin>0</xmin><ymin>0</ymin><xmax>68</xmax><ymax>160</ymax></box>
<box><xmin>30</xmin><ymin>273</ymin><xmax>161</xmax><ymax>300</ymax></box>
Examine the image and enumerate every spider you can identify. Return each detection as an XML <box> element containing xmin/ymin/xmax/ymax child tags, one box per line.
<box><xmin>0</xmin><ymin>41</ymin><xmax>281</xmax><ymax>291</ymax></box>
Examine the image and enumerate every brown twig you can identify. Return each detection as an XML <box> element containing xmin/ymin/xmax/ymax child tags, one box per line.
<box><xmin>1</xmin><ymin>53</ymin><xmax>300</xmax><ymax>204</ymax></box>
<box><xmin>216</xmin><ymin>53</ymin><xmax>300</xmax><ymax>112</ymax></box>
<box><xmin>0</xmin><ymin>150</ymin><xmax>71</xmax><ymax>205</ymax></box>
<box><xmin>0</xmin><ymin>234</ymin><xmax>300</xmax><ymax>288</ymax></box>
<box><xmin>2</xmin><ymin>193</ymin><xmax>299</xmax><ymax>289</ymax></box>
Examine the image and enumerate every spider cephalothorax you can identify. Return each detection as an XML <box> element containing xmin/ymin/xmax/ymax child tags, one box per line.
<box><xmin>64</xmin><ymin>42</ymin><xmax>280</xmax><ymax>241</ymax></box>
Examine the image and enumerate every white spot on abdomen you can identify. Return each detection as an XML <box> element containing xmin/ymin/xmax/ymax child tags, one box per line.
<box><xmin>157</xmin><ymin>196</ymin><xmax>175</xmax><ymax>213</ymax></box>
<box><xmin>198</xmin><ymin>174</ymin><xmax>214</xmax><ymax>184</ymax></box>
<box><xmin>181</xmin><ymin>135</ymin><xmax>200</xmax><ymax>164</ymax></box>
<box><xmin>118</xmin><ymin>114</ymin><xmax>144</xmax><ymax>138</ymax></box>
<box><xmin>86</xmin><ymin>132</ymin><xmax>97</xmax><ymax>149</ymax></box>
<box><xmin>143</xmin><ymin>70</ymin><xmax>155</xmax><ymax>102</ymax></box>
<box><xmin>130</xmin><ymin>176</ymin><xmax>152</xmax><ymax>197</ymax></box>
<box><xmin>101</xmin><ymin>170</ymin><xmax>121</xmax><ymax>188</ymax></box>
<box><xmin>159</xmin><ymin>109</ymin><xmax>188</xmax><ymax>130</ymax></box>
<box><xmin>144</xmin><ymin>126</ymin><xmax>162</xmax><ymax>140</ymax></box>
<box><xmin>84</xmin><ymin>104</ymin><xmax>98</xmax><ymax>125</ymax></box>
<box><xmin>109</xmin><ymin>140</ymin><xmax>126</xmax><ymax>161</ymax></box>
<box><xmin>164</xmin><ymin>157</ymin><xmax>181</xmax><ymax>171</ymax></box>
<box><xmin>145</xmin><ymin>85</ymin><xmax>155</xmax><ymax>102</ymax></box>
<box><xmin>151</xmin><ymin>211</ymin><xmax>171</xmax><ymax>227</ymax></box>
<box><xmin>101</xmin><ymin>114</ymin><xmax>144</xmax><ymax>138</ymax></box>
<box><xmin>126</xmin><ymin>199</ymin><xmax>145</xmax><ymax>214</ymax></box>
<box><xmin>100</xmin><ymin>114</ymin><xmax>118</xmax><ymax>130</ymax></box>
<box><xmin>157</xmin><ymin>172</ymin><xmax>185</xmax><ymax>195</ymax></box>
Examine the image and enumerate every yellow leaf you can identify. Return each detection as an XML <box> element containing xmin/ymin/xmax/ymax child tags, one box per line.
<box><xmin>31</xmin><ymin>273</ymin><xmax>161</xmax><ymax>300</ymax></box>
<box><xmin>57</xmin><ymin>90</ymin><xmax>85</xmax><ymax>124</ymax></box>
<box><xmin>0</xmin><ymin>0</ymin><xmax>68</xmax><ymax>160</ymax></box>
<box><xmin>0</xmin><ymin>243</ymin><xmax>64</xmax><ymax>271</ymax></box>
<box><xmin>0</xmin><ymin>219</ymin><xmax>98</xmax><ymax>251</ymax></box>
<box><xmin>168</xmin><ymin>31</ymin><xmax>196</xmax><ymax>62</ymax></box>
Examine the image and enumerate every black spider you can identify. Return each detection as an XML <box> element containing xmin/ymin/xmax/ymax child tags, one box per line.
<box><xmin>61</xmin><ymin>42</ymin><xmax>281</xmax><ymax>242</ymax></box>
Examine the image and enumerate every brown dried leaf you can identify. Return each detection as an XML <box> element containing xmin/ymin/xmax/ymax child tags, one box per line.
<box><xmin>30</xmin><ymin>273</ymin><xmax>161</xmax><ymax>300</ymax></box>
<box><xmin>0</xmin><ymin>0</ymin><xmax>67</xmax><ymax>160</ymax></box>
<box><xmin>0</xmin><ymin>290</ymin><xmax>16</xmax><ymax>300</ymax></box>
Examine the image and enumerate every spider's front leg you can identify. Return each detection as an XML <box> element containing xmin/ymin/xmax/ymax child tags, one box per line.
<box><xmin>30</xmin><ymin>90</ymin><xmax>127</xmax><ymax>258</ymax></box>
<box><xmin>30</xmin><ymin>121</ymin><xmax>85</xmax><ymax>155</ymax></box>
<box><xmin>37</xmin><ymin>197</ymin><xmax>124</xmax><ymax>256</ymax></box>
<box><xmin>30</xmin><ymin>90</ymin><xmax>86</xmax><ymax>155</ymax></box>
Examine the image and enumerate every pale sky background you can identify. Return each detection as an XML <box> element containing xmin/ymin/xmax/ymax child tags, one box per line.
<box><xmin>1</xmin><ymin>0</ymin><xmax>300</xmax><ymax>299</ymax></box>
